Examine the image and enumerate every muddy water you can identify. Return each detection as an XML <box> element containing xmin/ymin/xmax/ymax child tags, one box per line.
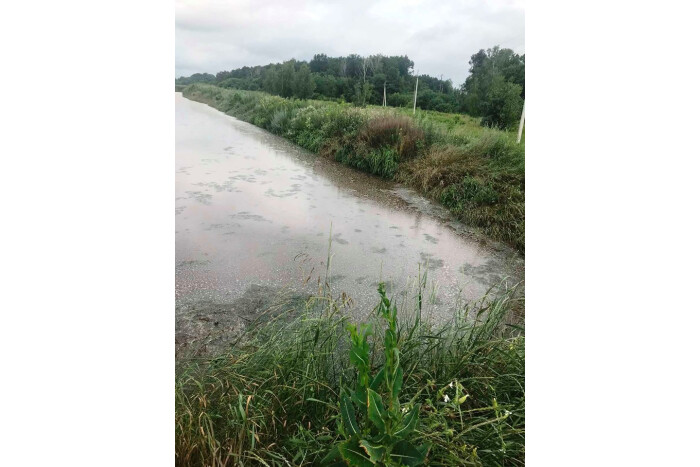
<box><xmin>176</xmin><ymin>92</ymin><xmax>523</xmax><ymax>332</ymax></box>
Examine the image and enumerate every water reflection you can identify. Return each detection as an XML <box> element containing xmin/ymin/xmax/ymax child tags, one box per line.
<box><xmin>175</xmin><ymin>93</ymin><xmax>523</xmax><ymax>323</ymax></box>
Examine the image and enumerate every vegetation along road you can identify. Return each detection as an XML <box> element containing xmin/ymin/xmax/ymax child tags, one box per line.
<box><xmin>176</xmin><ymin>47</ymin><xmax>525</xmax><ymax>467</ymax></box>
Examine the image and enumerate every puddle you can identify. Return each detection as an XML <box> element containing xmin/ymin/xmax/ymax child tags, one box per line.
<box><xmin>175</xmin><ymin>92</ymin><xmax>524</xmax><ymax>327</ymax></box>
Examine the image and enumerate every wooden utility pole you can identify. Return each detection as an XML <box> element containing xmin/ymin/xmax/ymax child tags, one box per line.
<box><xmin>413</xmin><ymin>75</ymin><xmax>419</xmax><ymax>114</ymax></box>
<box><xmin>516</xmin><ymin>100</ymin><xmax>525</xmax><ymax>144</ymax></box>
<box><xmin>383</xmin><ymin>81</ymin><xmax>387</xmax><ymax>107</ymax></box>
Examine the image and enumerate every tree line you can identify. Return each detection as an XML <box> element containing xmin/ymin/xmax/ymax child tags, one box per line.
<box><xmin>176</xmin><ymin>47</ymin><xmax>524</xmax><ymax>129</ymax></box>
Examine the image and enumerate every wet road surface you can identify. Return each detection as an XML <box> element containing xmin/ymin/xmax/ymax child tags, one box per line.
<box><xmin>176</xmin><ymin>92</ymin><xmax>523</xmax><ymax>332</ymax></box>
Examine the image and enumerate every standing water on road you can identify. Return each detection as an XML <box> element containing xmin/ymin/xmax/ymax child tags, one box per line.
<box><xmin>175</xmin><ymin>93</ymin><xmax>523</xmax><ymax>349</ymax></box>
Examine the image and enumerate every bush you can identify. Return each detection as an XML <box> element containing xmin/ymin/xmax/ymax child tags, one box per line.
<box><xmin>400</xmin><ymin>144</ymin><xmax>480</xmax><ymax>192</ymax></box>
<box><xmin>333</xmin><ymin>145</ymin><xmax>395</xmax><ymax>179</ymax></box>
<box><xmin>269</xmin><ymin>108</ymin><xmax>292</xmax><ymax>135</ymax></box>
<box><xmin>440</xmin><ymin>175</ymin><xmax>499</xmax><ymax>208</ymax></box>
<box><xmin>287</xmin><ymin>106</ymin><xmax>326</xmax><ymax>152</ymax></box>
<box><xmin>320</xmin><ymin>106</ymin><xmax>366</xmax><ymax>140</ymax></box>
<box><xmin>359</xmin><ymin>116</ymin><xmax>425</xmax><ymax>161</ymax></box>
<box><xmin>387</xmin><ymin>93</ymin><xmax>412</xmax><ymax>108</ymax></box>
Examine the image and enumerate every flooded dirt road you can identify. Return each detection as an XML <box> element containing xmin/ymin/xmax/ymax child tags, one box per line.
<box><xmin>176</xmin><ymin>92</ymin><xmax>523</xmax><ymax>342</ymax></box>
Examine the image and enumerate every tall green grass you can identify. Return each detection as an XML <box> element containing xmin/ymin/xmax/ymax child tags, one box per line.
<box><xmin>181</xmin><ymin>84</ymin><xmax>524</xmax><ymax>253</ymax></box>
<box><xmin>175</xmin><ymin>279</ymin><xmax>524</xmax><ymax>466</ymax></box>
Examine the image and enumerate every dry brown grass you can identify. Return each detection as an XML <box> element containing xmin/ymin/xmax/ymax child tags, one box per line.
<box><xmin>398</xmin><ymin>144</ymin><xmax>483</xmax><ymax>192</ymax></box>
<box><xmin>358</xmin><ymin>115</ymin><xmax>425</xmax><ymax>161</ymax></box>
<box><xmin>318</xmin><ymin>138</ymin><xmax>342</xmax><ymax>159</ymax></box>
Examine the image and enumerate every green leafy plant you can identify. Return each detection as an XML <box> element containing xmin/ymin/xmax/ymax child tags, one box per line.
<box><xmin>175</xmin><ymin>276</ymin><xmax>524</xmax><ymax>466</ymax></box>
<box><xmin>324</xmin><ymin>283</ymin><xmax>430</xmax><ymax>466</ymax></box>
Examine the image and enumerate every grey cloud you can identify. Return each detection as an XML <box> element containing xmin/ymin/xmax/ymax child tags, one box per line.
<box><xmin>175</xmin><ymin>0</ymin><xmax>524</xmax><ymax>83</ymax></box>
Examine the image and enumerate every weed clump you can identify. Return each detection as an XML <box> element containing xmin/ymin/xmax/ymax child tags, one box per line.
<box><xmin>359</xmin><ymin>116</ymin><xmax>425</xmax><ymax>161</ymax></box>
<box><xmin>175</xmin><ymin>282</ymin><xmax>524</xmax><ymax>466</ymax></box>
<box><xmin>324</xmin><ymin>283</ymin><xmax>430</xmax><ymax>465</ymax></box>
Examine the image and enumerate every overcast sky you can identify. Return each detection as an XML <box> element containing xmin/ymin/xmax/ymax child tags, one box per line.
<box><xmin>175</xmin><ymin>0</ymin><xmax>524</xmax><ymax>85</ymax></box>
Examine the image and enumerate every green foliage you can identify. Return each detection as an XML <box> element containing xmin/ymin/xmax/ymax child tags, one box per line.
<box><xmin>178</xmin><ymin>53</ymin><xmax>460</xmax><ymax>112</ymax></box>
<box><xmin>177</xmin><ymin>46</ymin><xmax>529</xmax><ymax>127</ymax></box>
<box><xmin>480</xmin><ymin>77</ymin><xmax>523</xmax><ymax>130</ymax></box>
<box><xmin>387</xmin><ymin>93</ymin><xmax>412</xmax><ymax>108</ymax></box>
<box><xmin>175</xmin><ymin>72</ymin><xmax>215</xmax><ymax>85</ymax></box>
<box><xmin>177</xmin><ymin>46</ymin><xmax>526</xmax><ymax>122</ymax></box>
<box><xmin>331</xmin><ymin>283</ymin><xmax>430</xmax><ymax>466</ymax></box>
<box><xmin>278</xmin><ymin>61</ymin><xmax>296</xmax><ymax>98</ymax></box>
<box><xmin>218</xmin><ymin>77</ymin><xmax>261</xmax><ymax>91</ymax></box>
<box><xmin>335</xmin><ymin>146</ymin><xmax>400</xmax><ymax>179</ymax></box>
<box><xmin>354</xmin><ymin>81</ymin><xmax>374</xmax><ymax>106</ymax></box>
<box><xmin>270</xmin><ymin>108</ymin><xmax>293</xmax><ymax>135</ymax></box>
<box><xmin>175</xmin><ymin>277</ymin><xmax>524</xmax><ymax>466</ymax></box>
<box><xmin>294</xmin><ymin>63</ymin><xmax>316</xmax><ymax>99</ymax></box>
<box><xmin>461</xmin><ymin>46</ymin><xmax>525</xmax><ymax>129</ymax></box>
<box><xmin>440</xmin><ymin>176</ymin><xmax>499</xmax><ymax>208</ymax></box>
<box><xmin>320</xmin><ymin>106</ymin><xmax>367</xmax><ymax>142</ymax></box>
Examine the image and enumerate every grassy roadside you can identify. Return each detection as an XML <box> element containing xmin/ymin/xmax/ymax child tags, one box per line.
<box><xmin>176</xmin><ymin>281</ymin><xmax>525</xmax><ymax>466</ymax></box>
<box><xmin>180</xmin><ymin>84</ymin><xmax>524</xmax><ymax>253</ymax></box>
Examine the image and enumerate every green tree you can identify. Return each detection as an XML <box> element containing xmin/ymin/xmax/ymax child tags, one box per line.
<box><xmin>177</xmin><ymin>53</ymin><xmax>474</xmax><ymax>114</ymax></box>
<box><xmin>354</xmin><ymin>81</ymin><xmax>373</xmax><ymax>106</ymax></box>
<box><xmin>461</xmin><ymin>46</ymin><xmax>525</xmax><ymax>121</ymax></box>
<box><xmin>309</xmin><ymin>53</ymin><xmax>329</xmax><ymax>73</ymax></box>
<box><xmin>175</xmin><ymin>73</ymin><xmax>215</xmax><ymax>85</ymax></box>
<box><xmin>293</xmin><ymin>64</ymin><xmax>315</xmax><ymax>99</ymax></box>
<box><xmin>278</xmin><ymin>60</ymin><xmax>296</xmax><ymax>98</ymax></box>
<box><xmin>480</xmin><ymin>75</ymin><xmax>523</xmax><ymax>129</ymax></box>
<box><xmin>262</xmin><ymin>67</ymin><xmax>281</xmax><ymax>94</ymax></box>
